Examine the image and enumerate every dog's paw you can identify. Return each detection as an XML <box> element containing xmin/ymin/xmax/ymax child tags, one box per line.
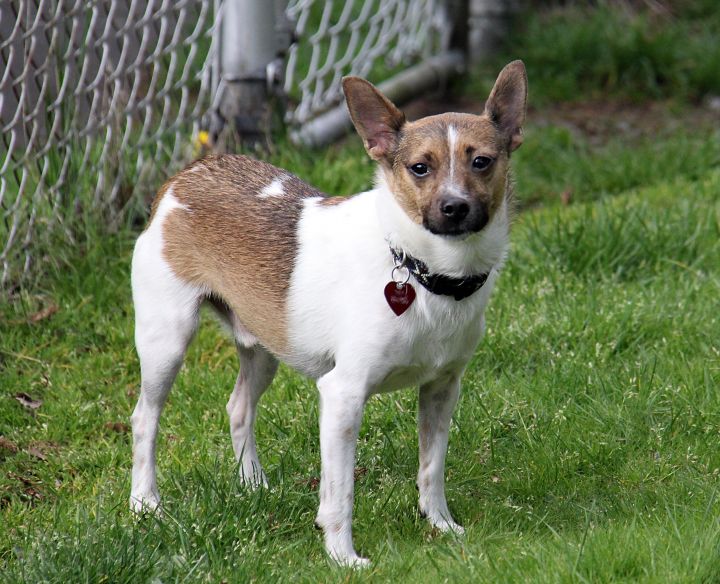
<box><xmin>435</xmin><ymin>519</ymin><xmax>465</xmax><ymax>536</ymax></box>
<box><xmin>323</xmin><ymin>532</ymin><xmax>370</xmax><ymax>569</ymax></box>
<box><xmin>239</xmin><ymin>462</ymin><xmax>268</xmax><ymax>489</ymax></box>
<box><xmin>421</xmin><ymin>508</ymin><xmax>465</xmax><ymax>536</ymax></box>
<box><xmin>347</xmin><ymin>556</ymin><xmax>371</xmax><ymax>569</ymax></box>
<box><xmin>330</xmin><ymin>552</ymin><xmax>371</xmax><ymax>569</ymax></box>
<box><xmin>130</xmin><ymin>494</ymin><xmax>161</xmax><ymax>516</ymax></box>
<box><xmin>239</xmin><ymin>469</ymin><xmax>268</xmax><ymax>490</ymax></box>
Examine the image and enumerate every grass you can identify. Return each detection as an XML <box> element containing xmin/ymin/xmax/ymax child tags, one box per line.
<box><xmin>3</xmin><ymin>2</ymin><xmax>720</xmax><ymax>581</ymax></box>
<box><xmin>2</xmin><ymin>154</ymin><xmax>718</xmax><ymax>580</ymax></box>
<box><xmin>468</xmin><ymin>0</ymin><xmax>720</xmax><ymax>105</ymax></box>
<box><xmin>513</xmin><ymin>126</ymin><xmax>720</xmax><ymax>207</ymax></box>
<box><xmin>0</xmin><ymin>0</ymin><xmax>212</xmax><ymax>293</ymax></box>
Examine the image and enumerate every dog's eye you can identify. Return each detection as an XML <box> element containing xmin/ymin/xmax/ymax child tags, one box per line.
<box><xmin>409</xmin><ymin>163</ymin><xmax>430</xmax><ymax>177</ymax></box>
<box><xmin>472</xmin><ymin>156</ymin><xmax>493</xmax><ymax>171</ymax></box>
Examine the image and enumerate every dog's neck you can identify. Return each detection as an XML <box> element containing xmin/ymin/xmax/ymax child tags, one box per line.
<box><xmin>373</xmin><ymin>169</ymin><xmax>509</xmax><ymax>277</ymax></box>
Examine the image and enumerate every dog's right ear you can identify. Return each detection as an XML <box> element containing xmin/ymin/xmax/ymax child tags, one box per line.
<box><xmin>484</xmin><ymin>60</ymin><xmax>528</xmax><ymax>153</ymax></box>
<box><xmin>343</xmin><ymin>77</ymin><xmax>405</xmax><ymax>162</ymax></box>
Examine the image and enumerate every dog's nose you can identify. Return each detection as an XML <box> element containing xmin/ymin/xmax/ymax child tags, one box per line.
<box><xmin>439</xmin><ymin>197</ymin><xmax>470</xmax><ymax>222</ymax></box>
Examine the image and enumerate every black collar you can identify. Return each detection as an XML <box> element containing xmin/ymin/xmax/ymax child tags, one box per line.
<box><xmin>389</xmin><ymin>246</ymin><xmax>492</xmax><ymax>301</ymax></box>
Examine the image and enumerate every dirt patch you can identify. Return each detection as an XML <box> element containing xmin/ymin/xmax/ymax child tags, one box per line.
<box><xmin>529</xmin><ymin>98</ymin><xmax>720</xmax><ymax>146</ymax></box>
<box><xmin>0</xmin><ymin>437</ymin><xmax>19</xmax><ymax>460</ymax></box>
<box><xmin>403</xmin><ymin>94</ymin><xmax>720</xmax><ymax>147</ymax></box>
<box><xmin>104</xmin><ymin>421</ymin><xmax>130</xmax><ymax>434</ymax></box>
<box><xmin>2</xmin><ymin>472</ymin><xmax>45</xmax><ymax>508</ymax></box>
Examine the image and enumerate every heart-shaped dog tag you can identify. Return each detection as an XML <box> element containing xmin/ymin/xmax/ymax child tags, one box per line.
<box><xmin>384</xmin><ymin>281</ymin><xmax>416</xmax><ymax>316</ymax></box>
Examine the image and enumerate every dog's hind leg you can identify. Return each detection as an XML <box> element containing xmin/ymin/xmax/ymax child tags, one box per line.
<box><xmin>226</xmin><ymin>342</ymin><xmax>278</xmax><ymax>488</ymax></box>
<box><xmin>417</xmin><ymin>372</ymin><xmax>465</xmax><ymax>535</ymax></box>
<box><xmin>130</xmin><ymin>229</ymin><xmax>202</xmax><ymax>514</ymax></box>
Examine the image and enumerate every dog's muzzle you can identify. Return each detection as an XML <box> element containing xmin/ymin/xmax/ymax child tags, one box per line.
<box><xmin>425</xmin><ymin>196</ymin><xmax>489</xmax><ymax>236</ymax></box>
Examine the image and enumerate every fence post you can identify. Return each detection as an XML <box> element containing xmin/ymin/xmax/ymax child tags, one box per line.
<box><xmin>467</xmin><ymin>0</ymin><xmax>522</xmax><ymax>60</ymax></box>
<box><xmin>448</xmin><ymin>0</ymin><xmax>470</xmax><ymax>61</ymax></box>
<box><xmin>217</xmin><ymin>0</ymin><xmax>286</xmax><ymax>146</ymax></box>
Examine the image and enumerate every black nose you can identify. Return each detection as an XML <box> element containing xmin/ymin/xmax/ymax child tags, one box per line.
<box><xmin>439</xmin><ymin>197</ymin><xmax>470</xmax><ymax>222</ymax></box>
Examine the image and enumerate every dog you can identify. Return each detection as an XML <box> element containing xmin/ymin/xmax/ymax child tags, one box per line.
<box><xmin>130</xmin><ymin>60</ymin><xmax>527</xmax><ymax>566</ymax></box>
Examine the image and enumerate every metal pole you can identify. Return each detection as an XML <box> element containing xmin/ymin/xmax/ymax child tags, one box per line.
<box><xmin>448</xmin><ymin>0</ymin><xmax>470</xmax><ymax>61</ymax></box>
<box><xmin>468</xmin><ymin>0</ymin><xmax>522</xmax><ymax>61</ymax></box>
<box><xmin>218</xmin><ymin>0</ymin><xmax>283</xmax><ymax>146</ymax></box>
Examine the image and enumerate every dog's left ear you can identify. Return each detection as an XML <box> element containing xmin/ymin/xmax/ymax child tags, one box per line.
<box><xmin>343</xmin><ymin>77</ymin><xmax>405</xmax><ymax>163</ymax></box>
<box><xmin>484</xmin><ymin>60</ymin><xmax>528</xmax><ymax>153</ymax></box>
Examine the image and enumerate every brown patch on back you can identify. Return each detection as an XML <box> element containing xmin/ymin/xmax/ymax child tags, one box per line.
<box><xmin>317</xmin><ymin>195</ymin><xmax>349</xmax><ymax>206</ymax></box>
<box><xmin>157</xmin><ymin>154</ymin><xmax>326</xmax><ymax>355</ymax></box>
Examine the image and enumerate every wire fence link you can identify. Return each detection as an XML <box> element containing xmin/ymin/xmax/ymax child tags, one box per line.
<box><xmin>1</xmin><ymin>0</ymin><xmax>455</xmax><ymax>294</ymax></box>
<box><xmin>284</xmin><ymin>0</ymin><xmax>451</xmax><ymax>126</ymax></box>
<box><xmin>0</xmin><ymin>0</ymin><xmax>220</xmax><ymax>291</ymax></box>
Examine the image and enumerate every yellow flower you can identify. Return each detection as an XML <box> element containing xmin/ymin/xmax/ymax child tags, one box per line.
<box><xmin>197</xmin><ymin>130</ymin><xmax>210</xmax><ymax>146</ymax></box>
<box><xmin>193</xmin><ymin>130</ymin><xmax>212</xmax><ymax>155</ymax></box>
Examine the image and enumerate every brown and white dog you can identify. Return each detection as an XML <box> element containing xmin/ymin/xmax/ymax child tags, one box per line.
<box><xmin>130</xmin><ymin>61</ymin><xmax>527</xmax><ymax>566</ymax></box>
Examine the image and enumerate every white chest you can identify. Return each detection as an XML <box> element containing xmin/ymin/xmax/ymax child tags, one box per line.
<box><xmin>373</xmin><ymin>290</ymin><xmax>491</xmax><ymax>392</ymax></box>
<box><xmin>285</xmin><ymin>189</ymin><xmax>506</xmax><ymax>389</ymax></box>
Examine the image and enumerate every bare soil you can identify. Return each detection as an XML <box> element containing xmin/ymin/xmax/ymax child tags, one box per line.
<box><xmin>403</xmin><ymin>93</ymin><xmax>720</xmax><ymax>146</ymax></box>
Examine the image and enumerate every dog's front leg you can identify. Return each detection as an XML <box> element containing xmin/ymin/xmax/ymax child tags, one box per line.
<box><xmin>418</xmin><ymin>373</ymin><xmax>465</xmax><ymax>534</ymax></box>
<box><xmin>315</xmin><ymin>369</ymin><xmax>369</xmax><ymax>567</ymax></box>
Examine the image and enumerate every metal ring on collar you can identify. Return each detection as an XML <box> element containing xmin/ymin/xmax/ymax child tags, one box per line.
<box><xmin>391</xmin><ymin>265</ymin><xmax>411</xmax><ymax>286</ymax></box>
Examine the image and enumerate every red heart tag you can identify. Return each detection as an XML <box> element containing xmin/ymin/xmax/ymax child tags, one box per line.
<box><xmin>384</xmin><ymin>281</ymin><xmax>416</xmax><ymax>316</ymax></box>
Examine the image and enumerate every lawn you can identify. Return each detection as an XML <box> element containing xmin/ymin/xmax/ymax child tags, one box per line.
<box><xmin>2</xmin><ymin>2</ymin><xmax>720</xmax><ymax>582</ymax></box>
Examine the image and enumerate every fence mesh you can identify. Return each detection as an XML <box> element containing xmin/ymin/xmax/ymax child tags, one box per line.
<box><xmin>1</xmin><ymin>0</ymin><xmax>455</xmax><ymax>294</ymax></box>
<box><xmin>0</xmin><ymin>0</ymin><xmax>219</xmax><ymax>291</ymax></box>
<box><xmin>284</xmin><ymin>0</ymin><xmax>451</xmax><ymax>126</ymax></box>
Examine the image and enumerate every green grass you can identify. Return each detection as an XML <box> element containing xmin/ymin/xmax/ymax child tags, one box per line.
<box><xmin>468</xmin><ymin>0</ymin><xmax>720</xmax><ymax>105</ymax></box>
<box><xmin>514</xmin><ymin>126</ymin><xmax>720</xmax><ymax>207</ymax></box>
<box><xmin>3</xmin><ymin>2</ymin><xmax>720</xmax><ymax>580</ymax></box>
<box><xmin>2</xmin><ymin>139</ymin><xmax>719</xmax><ymax>580</ymax></box>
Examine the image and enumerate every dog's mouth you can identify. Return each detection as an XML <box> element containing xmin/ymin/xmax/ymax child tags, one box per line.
<box><xmin>424</xmin><ymin>222</ymin><xmax>473</xmax><ymax>237</ymax></box>
<box><xmin>423</xmin><ymin>211</ymin><xmax>489</xmax><ymax>238</ymax></box>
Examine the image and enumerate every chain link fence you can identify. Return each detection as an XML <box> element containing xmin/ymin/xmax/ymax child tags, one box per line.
<box><xmin>284</xmin><ymin>0</ymin><xmax>451</xmax><ymax>126</ymax></box>
<box><xmin>1</xmin><ymin>0</ymin><xmax>220</xmax><ymax>292</ymax></box>
<box><xmin>0</xmin><ymin>0</ymin><xmax>489</xmax><ymax>294</ymax></box>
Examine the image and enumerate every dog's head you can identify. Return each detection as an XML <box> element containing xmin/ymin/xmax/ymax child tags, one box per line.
<box><xmin>343</xmin><ymin>61</ymin><xmax>527</xmax><ymax>237</ymax></box>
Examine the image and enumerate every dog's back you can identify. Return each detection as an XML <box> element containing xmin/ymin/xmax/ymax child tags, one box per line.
<box><xmin>138</xmin><ymin>154</ymin><xmax>325</xmax><ymax>355</ymax></box>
